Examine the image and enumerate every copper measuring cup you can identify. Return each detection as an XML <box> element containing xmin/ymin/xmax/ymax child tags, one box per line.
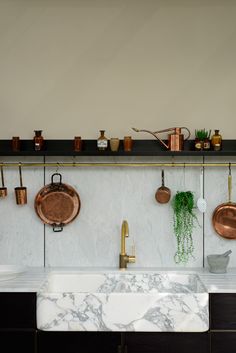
<box><xmin>0</xmin><ymin>165</ymin><xmax>7</xmax><ymax>198</ymax></box>
<box><xmin>15</xmin><ymin>163</ymin><xmax>27</xmax><ymax>205</ymax></box>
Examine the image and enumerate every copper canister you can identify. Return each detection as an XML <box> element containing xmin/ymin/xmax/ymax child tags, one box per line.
<box><xmin>168</xmin><ymin>128</ymin><xmax>184</xmax><ymax>151</ymax></box>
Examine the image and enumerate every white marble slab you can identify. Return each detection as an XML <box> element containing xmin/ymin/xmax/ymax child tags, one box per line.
<box><xmin>37</xmin><ymin>270</ymin><xmax>209</xmax><ymax>332</ymax></box>
<box><xmin>0</xmin><ymin>267</ymin><xmax>236</xmax><ymax>293</ymax></box>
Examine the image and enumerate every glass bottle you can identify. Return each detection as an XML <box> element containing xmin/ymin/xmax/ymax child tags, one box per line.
<box><xmin>211</xmin><ymin>130</ymin><xmax>222</xmax><ymax>151</ymax></box>
<box><xmin>203</xmin><ymin>137</ymin><xmax>211</xmax><ymax>150</ymax></box>
<box><xmin>34</xmin><ymin>130</ymin><xmax>44</xmax><ymax>151</ymax></box>
<box><xmin>97</xmin><ymin>130</ymin><xmax>108</xmax><ymax>151</ymax></box>
<box><xmin>194</xmin><ymin>138</ymin><xmax>202</xmax><ymax>151</ymax></box>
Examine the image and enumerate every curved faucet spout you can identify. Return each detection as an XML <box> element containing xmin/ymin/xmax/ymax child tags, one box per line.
<box><xmin>119</xmin><ymin>220</ymin><xmax>136</xmax><ymax>269</ymax></box>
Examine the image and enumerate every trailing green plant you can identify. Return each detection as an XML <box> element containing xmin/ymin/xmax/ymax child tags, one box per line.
<box><xmin>195</xmin><ymin>129</ymin><xmax>211</xmax><ymax>140</ymax></box>
<box><xmin>172</xmin><ymin>191</ymin><xmax>198</xmax><ymax>264</ymax></box>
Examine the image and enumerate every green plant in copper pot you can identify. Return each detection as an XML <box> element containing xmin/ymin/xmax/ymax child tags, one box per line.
<box><xmin>172</xmin><ymin>191</ymin><xmax>198</xmax><ymax>264</ymax></box>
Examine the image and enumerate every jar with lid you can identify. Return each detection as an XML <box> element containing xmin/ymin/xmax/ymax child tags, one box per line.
<box><xmin>211</xmin><ymin>130</ymin><xmax>222</xmax><ymax>151</ymax></box>
<box><xmin>97</xmin><ymin>130</ymin><xmax>108</xmax><ymax>151</ymax></box>
<box><xmin>34</xmin><ymin>130</ymin><xmax>44</xmax><ymax>151</ymax></box>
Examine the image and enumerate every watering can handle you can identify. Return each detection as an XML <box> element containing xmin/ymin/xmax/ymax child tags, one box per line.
<box><xmin>179</xmin><ymin>127</ymin><xmax>191</xmax><ymax>140</ymax></box>
<box><xmin>153</xmin><ymin>127</ymin><xmax>191</xmax><ymax>140</ymax></box>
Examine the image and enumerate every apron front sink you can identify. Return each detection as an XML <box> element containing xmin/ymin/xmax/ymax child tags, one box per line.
<box><xmin>37</xmin><ymin>271</ymin><xmax>209</xmax><ymax>332</ymax></box>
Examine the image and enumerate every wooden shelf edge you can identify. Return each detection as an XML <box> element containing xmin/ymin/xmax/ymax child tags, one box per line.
<box><xmin>0</xmin><ymin>139</ymin><xmax>236</xmax><ymax>157</ymax></box>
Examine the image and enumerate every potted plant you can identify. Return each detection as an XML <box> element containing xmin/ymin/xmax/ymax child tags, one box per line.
<box><xmin>194</xmin><ymin>129</ymin><xmax>211</xmax><ymax>150</ymax></box>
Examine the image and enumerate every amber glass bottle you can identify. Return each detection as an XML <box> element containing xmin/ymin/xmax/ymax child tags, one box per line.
<box><xmin>211</xmin><ymin>130</ymin><xmax>222</xmax><ymax>151</ymax></box>
<box><xmin>97</xmin><ymin>130</ymin><xmax>108</xmax><ymax>151</ymax></box>
<box><xmin>34</xmin><ymin>130</ymin><xmax>44</xmax><ymax>151</ymax></box>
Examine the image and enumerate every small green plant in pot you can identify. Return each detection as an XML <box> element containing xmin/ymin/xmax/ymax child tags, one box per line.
<box><xmin>172</xmin><ymin>191</ymin><xmax>198</xmax><ymax>264</ymax></box>
<box><xmin>194</xmin><ymin>129</ymin><xmax>211</xmax><ymax>150</ymax></box>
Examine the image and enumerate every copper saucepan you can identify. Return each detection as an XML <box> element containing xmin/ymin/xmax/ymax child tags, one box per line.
<box><xmin>35</xmin><ymin>173</ymin><xmax>81</xmax><ymax>232</ymax></box>
<box><xmin>212</xmin><ymin>167</ymin><xmax>236</xmax><ymax>239</ymax></box>
<box><xmin>155</xmin><ymin>169</ymin><xmax>171</xmax><ymax>204</ymax></box>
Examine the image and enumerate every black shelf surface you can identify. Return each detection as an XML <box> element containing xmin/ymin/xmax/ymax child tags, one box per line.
<box><xmin>0</xmin><ymin>139</ymin><xmax>236</xmax><ymax>156</ymax></box>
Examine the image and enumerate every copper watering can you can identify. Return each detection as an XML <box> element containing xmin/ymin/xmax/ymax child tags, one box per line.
<box><xmin>132</xmin><ymin>127</ymin><xmax>191</xmax><ymax>151</ymax></box>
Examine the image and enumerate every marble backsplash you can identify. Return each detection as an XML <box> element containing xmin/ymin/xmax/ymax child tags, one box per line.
<box><xmin>0</xmin><ymin>156</ymin><xmax>235</xmax><ymax>268</ymax></box>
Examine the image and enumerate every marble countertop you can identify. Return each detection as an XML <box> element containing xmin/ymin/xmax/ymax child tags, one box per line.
<box><xmin>0</xmin><ymin>267</ymin><xmax>236</xmax><ymax>293</ymax></box>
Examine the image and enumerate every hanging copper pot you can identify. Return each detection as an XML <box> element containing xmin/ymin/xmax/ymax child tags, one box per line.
<box><xmin>212</xmin><ymin>166</ymin><xmax>236</xmax><ymax>239</ymax></box>
<box><xmin>35</xmin><ymin>173</ymin><xmax>81</xmax><ymax>232</ymax></box>
<box><xmin>155</xmin><ymin>170</ymin><xmax>171</xmax><ymax>204</ymax></box>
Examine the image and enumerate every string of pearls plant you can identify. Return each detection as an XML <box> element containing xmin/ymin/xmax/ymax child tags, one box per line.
<box><xmin>172</xmin><ymin>191</ymin><xmax>198</xmax><ymax>264</ymax></box>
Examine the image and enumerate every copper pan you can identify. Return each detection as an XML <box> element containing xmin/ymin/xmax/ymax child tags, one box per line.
<box><xmin>212</xmin><ymin>167</ymin><xmax>236</xmax><ymax>239</ymax></box>
<box><xmin>35</xmin><ymin>173</ymin><xmax>81</xmax><ymax>232</ymax></box>
<box><xmin>155</xmin><ymin>170</ymin><xmax>171</xmax><ymax>204</ymax></box>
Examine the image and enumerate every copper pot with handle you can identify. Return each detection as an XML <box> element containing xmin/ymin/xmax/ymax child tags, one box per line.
<box><xmin>35</xmin><ymin>173</ymin><xmax>81</xmax><ymax>232</ymax></box>
<box><xmin>155</xmin><ymin>170</ymin><xmax>171</xmax><ymax>204</ymax></box>
<box><xmin>132</xmin><ymin>127</ymin><xmax>191</xmax><ymax>151</ymax></box>
<box><xmin>212</xmin><ymin>166</ymin><xmax>236</xmax><ymax>239</ymax></box>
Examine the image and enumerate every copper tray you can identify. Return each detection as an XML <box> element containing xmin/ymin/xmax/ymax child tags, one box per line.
<box><xmin>212</xmin><ymin>171</ymin><xmax>236</xmax><ymax>239</ymax></box>
<box><xmin>35</xmin><ymin>173</ymin><xmax>81</xmax><ymax>232</ymax></box>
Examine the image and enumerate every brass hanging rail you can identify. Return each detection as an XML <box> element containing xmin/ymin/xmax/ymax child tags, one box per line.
<box><xmin>0</xmin><ymin>162</ymin><xmax>236</xmax><ymax>168</ymax></box>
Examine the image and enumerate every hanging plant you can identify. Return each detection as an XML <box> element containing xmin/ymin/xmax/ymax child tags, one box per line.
<box><xmin>172</xmin><ymin>191</ymin><xmax>198</xmax><ymax>264</ymax></box>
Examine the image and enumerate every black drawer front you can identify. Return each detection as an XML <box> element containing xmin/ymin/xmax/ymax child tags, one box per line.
<box><xmin>125</xmin><ymin>333</ymin><xmax>209</xmax><ymax>353</ymax></box>
<box><xmin>211</xmin><ymin>332</ymin><xmax>236</xmax><ymax>353</ymax></box>
<box><xmin>0</xmin><ymin>331</ymin><xmax>36</xmax><ymax>353</ymax></box>
<box><xmin>0</xmin><ymin>293</ymin><xmax>36</xmax><ymax>329</ymax></box>
<box><xmin>210</xmin><ymin>294</ymin><xmax>236</xmax><ymax>330</ymax></box>
<box><xmin>37</xmin><ymin>331</ymin><xmax>121</xmax><ymax>353</ymax></box>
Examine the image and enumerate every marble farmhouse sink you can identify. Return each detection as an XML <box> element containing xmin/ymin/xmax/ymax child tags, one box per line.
<box><xmin>37</xmin><ymin>271</ymin><xmax>209</xmax><ymax>332</ymax></box>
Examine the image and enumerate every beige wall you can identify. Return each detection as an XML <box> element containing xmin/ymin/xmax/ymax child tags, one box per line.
<box><xmin>0</xmin><ymin>0</ymin><xmax>235</xmax><ymax>139</ymax></box>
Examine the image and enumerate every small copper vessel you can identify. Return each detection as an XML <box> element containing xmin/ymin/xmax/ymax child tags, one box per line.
<box><xmin>12</xmin><ymin>136</ymin><xmax>21</xmax><ymax>152</ymax></box>
<box><xmin>123</xmin><ymin>136</ymin><xmax>133</xmax><ymax>152</ymax></box>
<box><xmin>74</xmin><ymin>136</ymin><xmax>83</xmax><ymax>152</ymax></box>
<box><xmin>0</xmin><ymin>165</ymin><xmax>7</xmax><ymax>198</ymax></box>
<box><xmin>15</xmin><ymin>163</ymin><xmax>27</xmax><ymax>205</ymax></box>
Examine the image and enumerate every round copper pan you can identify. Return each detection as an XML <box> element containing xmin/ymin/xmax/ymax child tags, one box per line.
<box><xmin>35</xmin><ymin>173</ymin><xmax>80</xmax><ymax>232</ymax></box>
<box><xmin>212</xmin><ymin>172</ymin><xmax>236</xmax><ymax>239</ymax></box>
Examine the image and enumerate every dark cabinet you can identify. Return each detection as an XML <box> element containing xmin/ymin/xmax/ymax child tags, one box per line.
<box><xmin>37</xmin><ymin>331</ymin><xmax>121</xmax><ymax>353</ymax></box>
<box><xmin>0</xmin><ymin>293</ymin><xmax>36</xmax><ymax>353</ymax></box>
<box><xmin>0</xmin><ymin>331</ymin><xmax>36</xmax><ymax>353</ymax></box>
<box><xmin>125</xmin><ymin>332</ymin><xmax>209</xmax><ymax>353</ymax></box>
<box><xmin>0</xmin><ymin>293</ymin><xmax>36</xmax><ymax>329</ymax></box>
<box><xmin>210</xmin><ymin>294</ymin><xmax>236</xmax><ymax>330</ymax></box>
<box><xmin>210</xmin><ymin>294</ymin><xmax>236</xmax><ymax>353</ymax></box>
<box><xmin>211</xmin><ymin>332</ymin><xmax>236</xmax><ymax>353</ymax></box>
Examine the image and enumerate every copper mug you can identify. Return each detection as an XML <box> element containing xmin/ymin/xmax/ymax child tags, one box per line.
<box><xmin>0</xmin><ymin>165</ymin><xmax>7</xmax><ymax>198</ymax></box>
<box><xmin>74</xmin><ymin>136</ymin><xmax>83</xmax><ymax>152</ymax></box>
<box><xmin>15</xmin><ymin>164</ymin><xmax>27</xmax><ymax>205</ymax></box>
<box><xmin>123</xmin><ymin>136</ymin><xmax>133</xmax><ymax>152</ymax></box>
<box><xmin>15</xmin><ymin>187</ymin><xmax>27</xmax><ymax>205</ymax></box>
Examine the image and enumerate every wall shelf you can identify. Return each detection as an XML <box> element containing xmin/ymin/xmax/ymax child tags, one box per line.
<box><xmin>0</xmin><ymin>139</ymin><xmax>236</xmax><ymax>157</ymax></box>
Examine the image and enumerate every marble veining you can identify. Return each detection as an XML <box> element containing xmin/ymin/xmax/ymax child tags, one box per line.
<box><xmin>37</xmin><ymin>271</ymin><xmax>209</xmax><ymax>332</ymax></box>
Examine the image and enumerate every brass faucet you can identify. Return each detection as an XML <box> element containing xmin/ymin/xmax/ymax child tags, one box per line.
<box><xmin>119</xmin><ymin>220</ymin><xmax>136</xmax><ymax>269</ymax></box>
